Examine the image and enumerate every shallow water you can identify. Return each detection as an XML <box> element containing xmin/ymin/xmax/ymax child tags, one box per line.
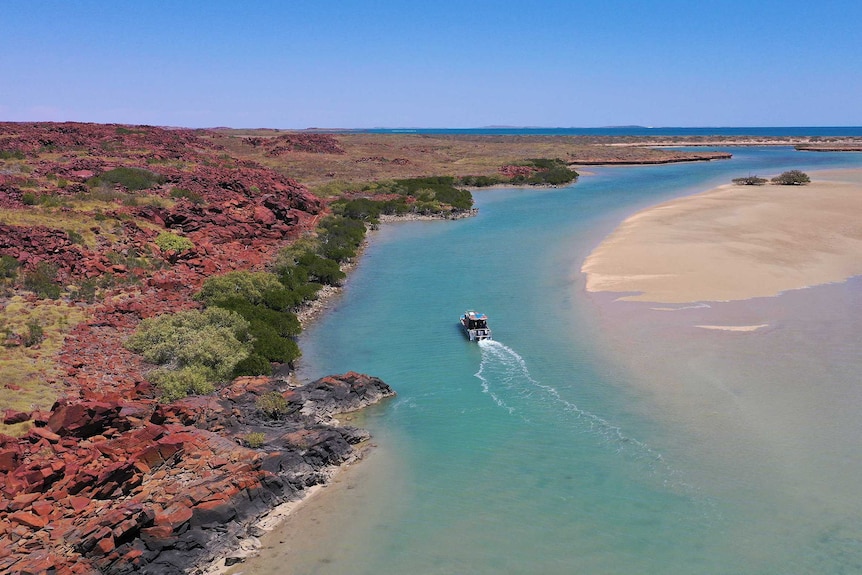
<box><xmin>242</xmin><ymin>148</ymin><xmax>862</xmax><ymax>574</ymax></box>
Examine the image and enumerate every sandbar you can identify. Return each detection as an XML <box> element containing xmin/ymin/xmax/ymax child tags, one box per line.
<box><xmin>582</xmin><ymin>168</ymin><xmax>862</xmax><ymax>303</ymax></box>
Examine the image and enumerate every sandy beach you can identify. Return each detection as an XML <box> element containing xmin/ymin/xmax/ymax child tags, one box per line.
<box><xmin>582</xmin><ymin>168</ymin><xmax>862</xmax><ymax>303</ymax></box>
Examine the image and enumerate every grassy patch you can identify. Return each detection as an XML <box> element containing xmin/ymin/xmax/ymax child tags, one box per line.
<box><xmin>0</xmin><ymin>208</ymin><xmax>119</xmax><ymax>247</ymax></box>
<box><xmin>87</xmin><ymin>167</ymin><xmax>166</xmax><ymax>191</ymax></box>
<box><xmin>0</xmin><ymin>297</ymin><xmax>88</xmax><ymax>435</ymax></box>
<box><xmin>0</xmin><ymin>206</ymin><xmax>163</xmax><ymax>247</ymax></box>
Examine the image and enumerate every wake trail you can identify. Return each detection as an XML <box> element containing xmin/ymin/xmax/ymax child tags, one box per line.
<box><xmin>474</xmin><ymin>339</ymin><xmax>690</xmax><ymax>489</ymax></box>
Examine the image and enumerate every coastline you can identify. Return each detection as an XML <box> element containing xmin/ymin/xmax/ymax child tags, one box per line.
<box><xmin>582</xmin><ymin>168</ymin><xmax>862</xmax><ymax>303</ymax></box>
<box><xmin>199</xmin><ymin>211</ymin><xmax>422</xmax><ymax>573</ymax></box>
<box><xmin>198</xmin><ymin>486</ymin><xmax>326</xmax><ymax>575</ymax></box>
<box><xmin>294</xmin><ymin>209</ymin><xmax>478</xmax><ymax>329</ymax></box>
<box><xmin>205</xmin><ymin>207</ymin><xmax>484</xmax><ymax>572</ymax></box>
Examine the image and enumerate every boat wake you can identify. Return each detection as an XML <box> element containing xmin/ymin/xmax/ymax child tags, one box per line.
<box><xmin>474</xmin><ymin>339</ymin><xmax>686</xmax><ymax>486</ymax></box>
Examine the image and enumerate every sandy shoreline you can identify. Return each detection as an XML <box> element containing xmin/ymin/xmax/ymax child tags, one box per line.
<box><xmin>582</xmin><ymin>168</ymin><xmax>862</xmax><ymax>303</ymax></box>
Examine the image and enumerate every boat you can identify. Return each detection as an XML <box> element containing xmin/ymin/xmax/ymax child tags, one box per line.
<box><xmin>460</xmin><ymin>310</ymin><xmax>492</xmax><ymax>341</ymax></box>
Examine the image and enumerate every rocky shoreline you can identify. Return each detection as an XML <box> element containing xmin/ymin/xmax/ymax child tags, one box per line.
<box><xmin>0</xmin><ymin>372</ymin><xmax>394</xmax><ymax>574</ymax></box>
<box><xmin>378</xmin><ymin>208</ymin><xmax>478</xmax><ymax>223</ymax></box>
<box><xmin>0</xmin><ymin>122</ymin><xmax>398</xmax><ymax>575</ymax></box>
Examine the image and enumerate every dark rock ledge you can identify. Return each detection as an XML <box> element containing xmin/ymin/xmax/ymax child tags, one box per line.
<box><xmin>0</xmin><ymin>372</ymin><xmax>394</xmax><ymax>575</ymax></box>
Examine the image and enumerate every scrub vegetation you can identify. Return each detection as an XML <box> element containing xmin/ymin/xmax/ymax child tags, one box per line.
<box><xmin>124</xmin><ymin>308</ymin><xmax>254</xmax><ymax>401</ymax></box>
<box><xmin>771</xmin><ymin>170</ymin><xmax>811</xmax><ymax>185</ymax></box>
<box><xmin>87</xmin><ymin>167</ymin><xmax>166</xmax><ymax>191</ymax></box>
<box><xmin>130</xmin><ymin>211</ymin><xmax>369</xmax><ymax>397</ymax></box>
<box><xmin>0</xmin><ymin>297</ymin><xmax>87</xmax><ymax>435</ymax></box>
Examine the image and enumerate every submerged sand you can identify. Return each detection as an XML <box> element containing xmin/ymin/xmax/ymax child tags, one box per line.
<box><xmin>582</xmin><ymin>168</ymin><xmax>862</xmax><ymax>303</ymax></box>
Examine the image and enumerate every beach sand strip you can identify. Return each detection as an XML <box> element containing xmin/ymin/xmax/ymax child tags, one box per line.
<box><xmin>582</xmin><ymin>169</ymin><xmax>862</xmax><ymax>303</ymax></box>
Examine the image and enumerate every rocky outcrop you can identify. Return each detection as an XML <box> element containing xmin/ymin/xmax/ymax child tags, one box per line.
<box><xmin>0</xmin><ymin>122</ymin><xmax>323</xmax><ymax>287</ymax></box>
<box><xmin>0</xmin><ymin>373</ymin><xmax>395</xmax><ymax>575</ymax></box>
<box><xmin>499</xmin><ymin>164</ymin><xmax>537</xmax><ymax>178</ymax></box>
<box><xmin>0</xmin><ymin>122</ymin><xmax>391</xmax><ymax>575</ymax></box>
<box><xmin>243</xmin><ymin>133</ymin><xmax>345</xmax><ymax>155</ymax></box>
<box><xmin>0</xmin><ymin>122</ymin><xmax>222</xmax><ymax>159</ymax></box>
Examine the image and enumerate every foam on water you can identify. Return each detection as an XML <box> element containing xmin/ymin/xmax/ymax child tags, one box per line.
<box><xmin>474</xmin><ymin>339</ymin><xmax>687</xmax><ymax>489</ymax></box>
<box><xmin>259</xmin><ymin>147</ymin><xmax>862</xmax><ymax>575</ymax></box>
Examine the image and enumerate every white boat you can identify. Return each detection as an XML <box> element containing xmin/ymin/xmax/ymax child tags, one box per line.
<box><xmin>460</xmin><ymin>311</ymin><xmax>492</xmax><ymax>341</ymax></box>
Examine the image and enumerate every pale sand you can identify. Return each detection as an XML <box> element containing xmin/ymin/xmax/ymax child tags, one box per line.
<box><xmin>695</xmin><ymin>324</ymin><xmax>769</xmax><ymax>332</ymax></box>
<box><xmin>582</xmin><ymin>168</ymin><xmax>862</xmax><ymax>303</ymax></box>
<box><xmin>199</xmin><ymin>485</ymin><xmax>327</xmax><ymax>574</ymax></box>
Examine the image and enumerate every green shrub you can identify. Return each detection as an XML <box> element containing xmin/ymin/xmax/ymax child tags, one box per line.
<box><xmin>72</xmin><ymin>279</ymin><xmax>98</xmax><ymax>303</ymax></box>
<box><xmin>170</xmin><ymin>188</ymin><xmax>204</xmax><ymax>204</ymax></box>
<box><xmin>125</xmin><ymin>307</ymin><xmax>252</xmax><ymax>395</ymax></box>
<box><xmin>243</xmin><ymin>432</ymin><xmax>266</xmax><ymax>448</ymax></box>
<box><xmin>87</xmin><ymin>167</ymin><xmax>166</xmax><ymax>191</ymax></box>
<box><xmin>21</xmin><ymin>192</ymin><xmax>37</xmax><ymax>206</ymax></box>
<box><xmin>232</xmin><ymin>354</ymin><xmax>273</xmax><ymax>377</ymax></box>
<box><xmin>297</xmin><ymin>252</ymin><xmax>345</xmax><ymax>285</ymax></box>
<box><xmin>247</xmin><ymin>321</ymin><xmax>301</xmax><ymax>364</ymax></box>
<box><xmin>256</xmin><ymin>391</ymin><xmax>288</xmax><ymax>419</ymax></box>
<box><xmin>260</xmin><ymin>286</ymin><xmax>305</xmax><ymax>311</ymax></box>
<box><xmin>771</xmin><ymin>170</ymin><xmax>810</xmax><ymax>185</ymax></box>
<box><xmin>0</xmin><ymin>255</ymin><xmax>19</xmax><ymax>279</ymax></box>
<box><xmin>0</xmin><ymin>149</ymin><xmax>25</xmax><ymax>160</ymax></box>
<box><xmin>318</xmin><ymin>215</ymin><xmax>366</xmax><ymax>262</ymax></box>
<box><xmin>150</xmin><ymin>366</ymin><xmax>216</xmax><ymax>402</ymax></box>
<box><xmin>218</xmin><ymin>297</ymin><xmax>303</xmax><ymax>366</ymax></box>
<box><xmin>197</xmin><ymin>271</ymin><xmax>285</xmax><ymax>306</ymax></box>
<box><xmin>391</xmin><ymin>177</ymin><xmax>474</xmax><ymax>211</ymax></box>
<box><xmin>37</xmin><ymin>194</ymin><xmax>66</xmax><ymax>208</ymax></box>
<box><xmin>216</xmin><ymin>298</ymin><xmax>301</xmax><ymax>337</ymax></box>
<box><xmin>512</xmin><ymin>159</ymin><xmax>579</xmax><ymax>186</ymax></box>
<box><xmin>457</xmin><ymin>175</ymin><xmax>505</xmax><ymax>187</ymax></box>
<box><xmin>23</xmin><ymin>261</ymin><xmax>61</xmax><ymax>299</ymax></box>
<box><xmin>23</xmin><ymin>320</ymin><xmax>44</xmax><ymax>347</ymax></box>
<box><xmin>66</xmin><ymin>230</ymin><xmax>85</xmax><ymax>245</ymax></box>
<box><xmin>732</xmin><ymin>175</ymin><xmax>768</xmax><ymax>185</ymax></box>
<box><xmin>333</xmin><ymin>198</ymin><xmax>383</xmax><ymax>221</ymax></box>
<box><xmin>154</xmin><ymin>231</ymin><xmax>194</xmax><ymax>252</ymax></box>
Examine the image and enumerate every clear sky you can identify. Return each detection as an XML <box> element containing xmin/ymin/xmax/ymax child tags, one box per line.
<box><xmin>1</xmin><ymin>0</ymin><xmax>860</xmax><ymax>128</ymax></box>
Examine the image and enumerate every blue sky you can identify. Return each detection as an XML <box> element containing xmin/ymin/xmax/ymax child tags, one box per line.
<box><xmin>1</xmin><ymin>0</ymin><xmax>860</xmax><ymax>128</ymax></box>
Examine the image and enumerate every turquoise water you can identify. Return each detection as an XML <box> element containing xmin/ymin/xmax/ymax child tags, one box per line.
<box><xmin>363</xmin><ymin>127</ymin><xmax>862</xmax><ymax>137</ymax></box>
<box><xmin>259</xmin><ymin>148</ymin><xmax>862</xmax><ymax>574</ymax></box>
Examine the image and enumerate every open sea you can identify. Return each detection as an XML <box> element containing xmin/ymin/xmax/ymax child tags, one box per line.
<box><xmin>362</xmin><ymin>126</ymin><xmax>862</xmax><ymax>137</ymax></box>
<box><xmin>242</xmin><ymin>144</ymin><xmax>862</xmax><ymax>574</ymax></box>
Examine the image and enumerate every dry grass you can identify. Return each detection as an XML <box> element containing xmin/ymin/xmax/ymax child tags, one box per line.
<box><xmin>0</xmin><ymin>203</ymin><xmax>164</xmax><ymax>247</ymax></box>
<box><xmin>206</xmin><ymin>131</ymin><xmax>733</xmax><ymax>187</ymax></box>
<box><xmin>0</xmin><ymin>297</ymin><xmax>88</xmax><ymax>435</ymax></box>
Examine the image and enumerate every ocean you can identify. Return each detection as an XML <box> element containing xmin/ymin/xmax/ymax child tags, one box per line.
<box><xmin>240</xmin><ymin>146</ymin><xmax>862</xmax><ymax>574</ymax></box>
<box><xmin>361</xmin><ymin>126</ymin><xmax>862</xmax><ymax>137</ymax></box>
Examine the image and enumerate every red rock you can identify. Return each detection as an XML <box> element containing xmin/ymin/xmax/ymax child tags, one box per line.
<box><xmin>32</xmin><ymin>501</ymin><xmax>53</xmax><ymax>517</ymax></box>
<box><xmin>140</xmin><ymin>524</ymin><xmax>173</xmax><ymax>539</ymax></box>
<box><xmin>3</xmin><ymin>409</ymin><xmax>31</xmax><ymax>425</ymax></box>
<box><xmin>11</xmin><ymin>492</ymin><xmax>42</xmax><ymax>510</ymax></box>
<box><xmin>95</xmin><ymin>536</ymin><xmax>115</xmax><ymax>555</ymax></box>
<box><xmin>69</xmin><ymin>496</ymin><xmax>90</xmax><ymax>512</ymax></box>
<box><xmin>29</xmin><ymin>426</ymin><xmax>61</xmax><ymax>443</ymax></box>
<box><xmin>154</xmin><ymin>503</ymin><xmax>192</xmax><ymax>529</ymax></box>
<box><xmin>0</xmin><ymin>447</ymin><xmax>21</xmax><ymax>472</ymax></box>
<box><xmin>253</xmin><ymin>205</ymin><xmax>277</xmax><ymax>225</ymax></box>
<box><xmin>124</xmin><ymin>548</ymin><xmax>144</xmax><ymax>561</ymax></box>
<box><xmin>10</xmin><ymin>511</ymin><xmax>47</xmax><ymax>529</ymax></box>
